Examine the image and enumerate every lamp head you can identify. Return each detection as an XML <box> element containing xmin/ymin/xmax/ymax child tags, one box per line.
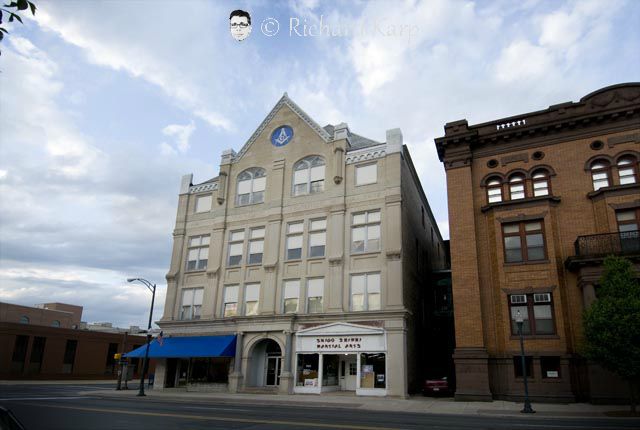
<box><xmin>127</xmin><ymin>278</ymin><xmax>137</xmax><ymax>283</ymax></box>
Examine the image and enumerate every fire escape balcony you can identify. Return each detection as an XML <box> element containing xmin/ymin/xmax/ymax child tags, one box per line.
<box><xmin>566</xmin><ymin>230</ymin><xmax>640</xmax><ymax>271</ymax></box>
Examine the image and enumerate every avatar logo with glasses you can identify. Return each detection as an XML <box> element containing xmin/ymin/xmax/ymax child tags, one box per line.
<box><xmin>230</xmin><ymin>10</ymin><xmax>252</xmax><ymax>42</ymax></box>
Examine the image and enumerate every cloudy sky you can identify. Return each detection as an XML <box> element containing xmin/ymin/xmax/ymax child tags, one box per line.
<box><xmin>0</xmin><ymin>0</ymin><xmax>638</xmax><ymax>328</ymax></box>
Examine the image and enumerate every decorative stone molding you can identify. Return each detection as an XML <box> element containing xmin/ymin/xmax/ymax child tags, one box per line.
<box><xmin>165</xmin><ymin>272</ymin><xmax>177</xmax><ymax>282</ymax></box>
<box><xmin>173</xmin><ymin>228</ymin><xmax>186</xmax><ymax>236</ymax></box>
<box><xmin>500</xmin><ymin>152</ymin><xmax>529</xmax><ymax>166</ymax></box>
<box><xmin>264</xmin><ymin>264</ymin><xmax>277</xmax><ymax>273</ymax></box>
<box><xmin>234</xmin><ymin>93</ymin><xmax>332</xmax><ymax>162</ymax></box>
<box><xmin>189</xmin><ymin>182</ymin><xmax>218</xmax><ymax>193</ymax></box>
<box><xmin>328</xmin><ymin>257</ymin><xmax>343</xmax><ymax>266</ymax></box>
<box><xmin>385</xmin><ymin>194</ymin><xmax>402</xmax><ymax>205</ymax></box>
<box><xmin>386</xmin><ymin>250</ymin><xmax>401</xmax><ymax>260</ymax></box>
<box><xmin>345</xmin><ymin>145</ymin><xmax>386</xmax><ymax>164</ymax></box>
<box><xmin>496</xmin><ymin>119</ymin><xmax>526</xmax><ymax>130</ymax></box>
<box><xmin>206</xmin><ymin>268</ymin><xmax>219</xmax><ymax>278</ymax></box>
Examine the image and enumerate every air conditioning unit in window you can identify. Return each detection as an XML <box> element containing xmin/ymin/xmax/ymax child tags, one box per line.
<box><xmin>534</xmin><ymin>293</ymin><xmax>551</xmax><ymax>303</ymax></box>
<box><xmin>510</xmin><ymin>294</ymin><xmax>527</xmax><ymax>304</ymax></box>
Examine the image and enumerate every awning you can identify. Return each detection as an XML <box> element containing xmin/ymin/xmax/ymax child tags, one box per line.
<box><xmin>124</xmin><ymin>335</ymin><xmax>236</xmax><ymax>359</ymax></box>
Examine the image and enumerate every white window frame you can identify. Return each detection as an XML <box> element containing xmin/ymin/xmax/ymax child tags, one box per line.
<box><xmin>283</xmin><ymin>280</ymin><xmax>300</xmax><ymax>314</ymax></box>
<box><xmin>286</xmin><ymin>221</ymin><xmax>304</xmax><ymax>260</ymax></box>
<box><xmin>180</xmin><ymin>287</ymin><xmax>204</xmax><ymax>320</ymax></box>
<box><xmin>355</xmin><ymin>163</ymin><xmax>377</xmax><ymax>186</ymax></box>
<box><xmin>248</xmin><ymin>227</ymin><xmax>265</xmax><ymax>265</ymax></box>
<box><xmin>223</xmin><ymin>285</ymin><xmax>239</xmax><ymax>317</ymax></box>
<box><xmin>195</xmin><ymin>194</ymin><xmax>212</xmax><ymax>213</ymax></box>
<box><xmin>236</xmin><ymin>167</ymin><xmax>266</xmax><ymax>206</ymax></box>
<box><xmin>306</xmin><ymin>278</ymin><xmax>324</xmax><ymax>313</ymax></box>
<box><xmin>186</xmin><ymin>235</ymin><xmax>210</xmax><ymax>271</ymax></box>
<box><xmin>292</xmin><ymin>156</ymin><xmax>325</xmax><ymax>196</ymax></box>
<box><xmin>227</xmin><ymin>230</ymin><xmax>245</xmax><ymax>266</ymax></box>
<box><xmin>308</xmin><ymin>218</ymin><xmax>326</xmax><ymax>258</ymax></box>
<box><xmin>244</xmin><ymin>283</ymin><xmax>260</xmax><ymax>316</ymax></box>
<box><xmin>350</xmin><ymin>273</ymin><xmax>381</xmax><ymax>311</ymax></box>
<box><xmin>351</xmin><ymin>210</ymin><xmax>381</xmax><ymax>253</ymax></box>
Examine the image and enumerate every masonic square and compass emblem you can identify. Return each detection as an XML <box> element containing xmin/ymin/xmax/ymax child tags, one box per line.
<box><xmin>271</xmin><ymin>126</ymin><xmax>294</xmax><ymax>147</ymax></box>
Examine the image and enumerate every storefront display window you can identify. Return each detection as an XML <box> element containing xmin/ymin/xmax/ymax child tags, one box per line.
<box><xmin>360</xmin><ymin>353</ymin><xmax>386</xmax><ymax>389</ymax></box>
<box><xmin>188</xmin><ymin>357</ymin><xmax>231</xmax><ymax>383</ymax></box>
<box><xmin>296</xmin><ymin>354</ymin><xmax>319</xmax><ymax>386</ymax></box>
<box><xmin>322</xmin><ymin>354</ymin><xmax>339</xmax><ymax>386</ymax></box>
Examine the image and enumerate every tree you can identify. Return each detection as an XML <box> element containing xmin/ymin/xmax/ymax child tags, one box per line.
<box><xmin>0</xmin><ymin>0</ymin><xmax>37</xmax><ymax>56</ymax></box>
<box><xmin>583</xmin><ymin>255</ymin><xmax>640</xmax><ymax>414</ymax></box>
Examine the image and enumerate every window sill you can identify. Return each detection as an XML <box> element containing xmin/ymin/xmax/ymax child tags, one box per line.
<box><xmin>292</xmin><ymin>191</ymin><xmax>325</xmax><ymax>198</ymax></box>
<box><xmin>307</xmin><ymin>256</ymin><xmax>326</xmax><ymax>261</ymax></box>
<box><xmin>355</xmin><ymin>182</ymin><xmax>377</xmax><ymax>187</ymax></box>
<box><xmin>504</xmin><ymin>260</ymin><xmax>550</xmax><ymax>267</ymax></box>
<box><xmin>510</xmin><ymin>334</ymin><xmax>559</xmax><ymax>340</ymax></box>
<box><xmin>285</xmin><ymin>258</ymin><xmax>303</xmax><ymax>263</ymax></box>
<box><xmin>235</xmin><ymin>201</ymin><xmax>264</xmax><ymax>208</ymax></box>
<box><xmin>351</xmin><ymin>250</ymin><xmax>382</xmax><ymax>257</ymax></box>
<box><xmin>481</xmin><ymin>196</ymin><xmax>561</xmax><ymax>213</ymax></box>
<box><xmin>184</xmin><ymin>269</ymin><xmax>207</xmax><ymax>274</ymax></box>
<box><xmin>587</xmin><ymin>183</ymin><xmax>639</xmax><ymax>200</ymax></box>
<box><xmin>245</xmin><ymin>262</ymin><xmax>263</xmax><ymax>268</ymax></box>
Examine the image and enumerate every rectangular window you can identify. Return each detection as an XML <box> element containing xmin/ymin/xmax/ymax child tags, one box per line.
<box><xmin>351</xmin><ymin>210</ymin><xmax>381</xmax><ymax>253</ymax></box>
<box><xmin>195</xmin><ymin>195</ymin><xmax>212</xmax><ymax>213</ymax></box>
<box><xmin>286</xmin><ymin>222</ymin><xmax>303</xmax><ymax>260</ymax></box>
<box><xmin>307</xmin><ymin>278</ymin><xmax>324</xmax><ymax>313</ymax></box>
<box><xmin>28</xmin><ymin>336</ymin><xmax>46</xmax><ymax>374</ymax></box>
<box><xmin>509</xmin><ymin>293</ymin><xmax>555</xmax><ymax>335</ymax></box>
<box><xmin>283</xmin><ymin>280</ymin><xmax>300</xmax><ymax>313</ymax></box>
<box><xmin>351</xmin><ymin>273</ymin><xmax>381</xmax><ymax>311</ymax></box>
<box><xmin>186</xmin><ymin>235</ymin><xmax>210</xmax><ymax>271</ymax></box>
<box><xmin>541</xmin><ymin>356</ymin><xmax>561</xmax><ymax>379</ymax></box>
<box><xmin>223</xmin><ymin>285</ymin><xmax>239</xmax><ymax>317</ymax></box>
<box><xmin>513</xmin><ymin>356</ymin><xmax>534</xmax><ymax>378</ymax></box>
<box><xmin>180</xmin><ymin>288</ymin><xmax>204</xmax><ymax>320</ymax></box>
<box><xmin>502</xmin><ymin>221</ymin><xmax>546</xmax><ymax>263</ymax></box>
<box><xmin>244</xmin><ymin>283</ymin><xmax>260</xmax><ymax>316</ymax></box>
<box><xmin>296</xmin><ymin>354</ymin><xmax>319</xmax><ymax>387</ymax></box>
<box><xmin>11</xmin><ymin>335</ymin><xmax>29</xmax><ymax>373</ymax></box>
<box><xmin>63</xmin><ymin>339</ymin><xmax>78</xmax><ymax>374</ymax></box>
<box><xmin>248</xmin><ymin>227</ymin><xmax>265</xmax><ymax>264</ymax></box>
<box><xmin>308</xmin><ymin>219</ymin><xmax>326</xmax><ymax>258</ymax></box>
<box><xmin>227</xmin><ymin>230</ymin><xmax>244</xmax><ymax>266</ymax></box>
<box><xmin>360</xmin><ymin>353</ymin><xmax>386</xmax><ymax>389</ymax></box>
<box><xmin>356</xmin><ymin>163</ymin><xmax>377</xmax><ymax>186</ymax></box>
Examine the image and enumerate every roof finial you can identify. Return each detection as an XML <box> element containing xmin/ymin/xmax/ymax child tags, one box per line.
<box><xmin>283</xmin><ymin>91</ymin><xmax>288</xmax><ymax>98</ymax></box>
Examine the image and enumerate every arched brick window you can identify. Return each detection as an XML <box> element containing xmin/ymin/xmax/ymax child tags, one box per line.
<box><xmin>590</xmin><ymin>160</ymin><xmax>611</xmax><ymax>190</ymax></box>
<box><xmin>508</xmin><ymin>174</ymin><xmax>526</xmax><ymax>200</ymax></box>
<box><xmin>486</xmin><ymin>177</ymin><xmax>503</xmax><ymax>203</ymax></box>
<box><xmin>617</xmin><ymin>156</ymin><xmax>638</xmax><ymax>185</ymax></box>
<box><xmin>532</xmin><ymin>169</ymin><xmax>550</xmax><ymax>197</ymax></box>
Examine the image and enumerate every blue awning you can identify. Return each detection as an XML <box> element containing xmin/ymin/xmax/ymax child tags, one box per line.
<box><xmin>124</xmin><ymin>335</ymin><xmax>236</xmax><ymax>358</ymax></box>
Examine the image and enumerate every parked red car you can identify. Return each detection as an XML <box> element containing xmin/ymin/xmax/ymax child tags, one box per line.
<box><xmin>422</xmin><ymin>377</ymin><xmax>450</xmax><ymax>396</ymax></box>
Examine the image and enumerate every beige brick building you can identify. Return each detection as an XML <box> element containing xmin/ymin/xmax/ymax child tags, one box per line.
<box><xmin>436</xmin><ymin>83</ymin><xmax>640</xmax><ymax>403</ymax></box>
<box><xmin>152</xmin><ymin>94</ymin><xmax>446</xmax><ymax>396</ymax></box>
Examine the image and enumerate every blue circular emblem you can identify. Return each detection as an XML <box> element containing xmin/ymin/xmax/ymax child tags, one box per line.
<box><xmin>271</xmin><ymin>126</ymin><xmax>293</xmax><ymax>147</ymax></box>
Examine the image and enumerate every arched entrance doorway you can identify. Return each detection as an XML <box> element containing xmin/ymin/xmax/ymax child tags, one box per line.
<box><xmin>249</xmin><ymin>338</ymin><xmax>282</xmax><ymax>387</ymax></box>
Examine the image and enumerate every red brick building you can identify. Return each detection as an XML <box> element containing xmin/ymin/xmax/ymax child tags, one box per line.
<box><xmin>435</xmin><ymin>83</ymin><xmax>640</xmax><ymax>403</ymax></box>
<box><xmin>0</xmin><ymin>302</ymin><xmax>149</xmax><ymax>380</ymax></box>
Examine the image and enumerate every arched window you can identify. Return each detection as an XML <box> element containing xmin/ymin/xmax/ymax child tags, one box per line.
<box><xmin>591</xmin><ymin>160</ymin><xmax>610</xmax><ymax>190</ymax></box>
<box><xmin>236</xmin><ymin>167</ymin><xmax>266</xmax><ymax>206</ymax></box>
<box><xmin>532</xmin><ymin>170</ymin><xmax>550</xmax><ymax>197</ymax></box>
<box><xmin>617</xmin><ymin>156</ymin><xmax>638</xmax><ymax>185</ymax></box>
<box><xmin>486</xmin><ymin>177</ymin><xmax>503</xmax><ymax>203</ymax></box>
<box><xmin>19</xmin><ymin>316</ymin><xmax>29</xmax><ymax>324</ymax></box>
<box><xmin>51</xmin><ymin>320</ymin><xmax>61</xmax><ymax>328</ymax></box>
<box><xmin>509</xmin><ymin>174</ymin><xmax>526</xmax><ymax>200</ymax></box>
<box><xmin>293</xmin><ymin>156</ymin><xmax>325</xmax><ymax>196</ymax></box>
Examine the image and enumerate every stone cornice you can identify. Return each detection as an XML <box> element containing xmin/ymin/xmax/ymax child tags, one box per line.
<box><xmin>345</xmin><ymin>144</ymin><xmax>387</xmax><ymax>164</ymax></box>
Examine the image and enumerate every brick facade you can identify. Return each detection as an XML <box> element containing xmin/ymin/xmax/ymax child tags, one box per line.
<box><xmin>436</xmin><ymin>83</ymin><xmax>640</xmax><ymax>403</ymax></box>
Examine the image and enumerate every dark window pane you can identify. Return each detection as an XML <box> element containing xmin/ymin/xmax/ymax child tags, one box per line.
<box><xmin>513</xmin><ymin>356</ymin><xmax>534</xmax><ymax>378</ymax></box>
<box><xmin>527</xmin><ymin>247</ymin><xmax>545</xmax><ymax>260</ymax></box>
<box><xmin>287</xmin><ymin>248</ymin><xmax>301</xmax><ymax>260</ymax></box>
<box><xmin>309</xmin><ymin>245</ymin><xmax>325</xmax><ymax>258</ymax></box>
<box><xmin>249</xmin><ymin>253</ymin><xmax>263</xmax><ymax>264</ymax></box>
<box><xmin>505</xmin><ymin>249</ymin><xmax>523</xmax><ymax>263</ymax></box>
<box><xmin>228</xmin><ymin>255</ymin><xmax>242</xmax><ymax>266</ymax></box>
<box><xmin>541</xmin><ymin>356</ymin><xmax>561</xmax><ymax>378</ymax></box>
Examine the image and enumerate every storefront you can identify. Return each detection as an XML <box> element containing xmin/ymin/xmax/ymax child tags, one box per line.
<box><xmin>125</xmin><ymin>335</ymin><xmax>236</xmax><ymax>391</ymax></box>
<box><xmin>294</xmin><ymin>322</ymin><xmax>387</xmax><ymax>396</ymax></box>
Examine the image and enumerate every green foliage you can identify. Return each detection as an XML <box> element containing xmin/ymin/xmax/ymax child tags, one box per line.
<box><xmin>583</xmin><ymin>256</ymin><xmax>640</xmax><ymax>381</ymax></box>
<box><xmin>0</xmin><ymin>1</ymin><xmax>37</xmax><ymax>55</ymax></box>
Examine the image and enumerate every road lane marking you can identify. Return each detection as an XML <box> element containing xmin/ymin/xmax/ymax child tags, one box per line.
<box><xmin>181</xmin><ymin>405</ymin><xmax>251</xmax><ymax>412</ymax></box>
<box><xmin>23</xmin><ymin>403</ymin><xmax>405</xmax><ymax>430</ymax></box>
<box><xmin>0</xmin><ymin>397</ymin><xmax>89</xmax><ymax>401</ymax></box>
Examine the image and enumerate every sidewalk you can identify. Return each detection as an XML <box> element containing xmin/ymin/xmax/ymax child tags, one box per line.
<box><xmin>82</xmin><ymin>386</ymin><xmax>637</xmax><ymax>419</ymax></box>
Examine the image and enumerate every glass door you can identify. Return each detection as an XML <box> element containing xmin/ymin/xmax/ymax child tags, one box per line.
<box><xmin>265</xmin><ymin>356</ymin><xmax>281</xmax><ymax>386</ymax></box>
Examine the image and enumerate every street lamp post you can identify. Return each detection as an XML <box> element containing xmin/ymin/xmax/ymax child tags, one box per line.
<box><xmin>127</xmin><ymin>277</ymin><xmax>156</xmax><ymax>397</ymax></box>
<box><xmin>516</xmin><ymin>310</ymin><xmax>535</xmax><ymax>414</ymax></box>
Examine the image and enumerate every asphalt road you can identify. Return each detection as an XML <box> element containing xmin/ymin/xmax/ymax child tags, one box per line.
<box><xmin>1</xmin><ymin>384</ymin><xmax>638</xmax><ymax>430</ymax></box>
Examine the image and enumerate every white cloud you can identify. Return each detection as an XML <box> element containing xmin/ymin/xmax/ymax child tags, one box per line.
<box><xmin>34</xmin><ymin>6</ymin><xmax>234</xmax><ymax>131</ymax></box>
<box><xmin>494</xmin><ymin>40</ymin><xmax>554</xmax><ymax>83</ymax></box>
<box><xmin>162</xmin><ymin>121</ymin><xmax>196</xmax><ymax>153</ymax></box>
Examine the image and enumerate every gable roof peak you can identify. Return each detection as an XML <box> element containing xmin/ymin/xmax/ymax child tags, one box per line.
<box><xmin>232</xmin><ymin>93</ymin><xmax>332</xmax><ymax>162</ymax></box>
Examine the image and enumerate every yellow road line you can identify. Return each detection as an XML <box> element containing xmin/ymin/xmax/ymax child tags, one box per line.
<box><xmin>25</xmin><ymin>402</ymin><xmax>405</xmax><ymax>430</ymax></box>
